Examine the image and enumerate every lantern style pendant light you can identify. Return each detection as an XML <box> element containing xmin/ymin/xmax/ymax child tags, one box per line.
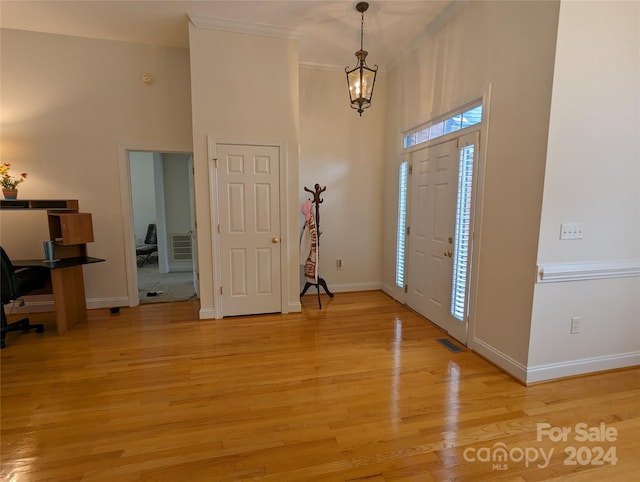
<box><xmin>345</xmin><ymin>2</ymin><xmax>378</xmax><ymax>116</ymax></box>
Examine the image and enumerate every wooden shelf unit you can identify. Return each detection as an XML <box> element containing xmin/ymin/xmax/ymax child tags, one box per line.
<box><xmin>47</xmin><ymin>211</ymin><xmax>94</xmax><ymax>259</ymax></box>
<box><xmin>0</xmin><ymin>199</ymin><xmax>79</xmax><ymax>210</ymax></box>
<box><xmin>0</xmin><ymin>199</ymin><xmax>94</xmax><ymax>259</ymax></box>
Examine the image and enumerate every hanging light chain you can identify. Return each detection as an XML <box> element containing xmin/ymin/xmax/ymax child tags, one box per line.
<box><xmin>360</xmin><ymin>8</ymin><xmax>365</xmax><ymax>54</ymax></box>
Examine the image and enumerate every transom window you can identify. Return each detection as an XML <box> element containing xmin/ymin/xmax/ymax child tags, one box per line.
<box><xmin>403</xmin><ymin>104</ymin><xmax>482</xmax><ymax>149</ymax></box>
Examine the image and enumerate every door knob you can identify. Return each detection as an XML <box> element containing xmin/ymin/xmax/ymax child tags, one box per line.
<box><xmin>448</xmin><ymin>237</ymin><xmax>453</xmax><ymax>244</ymax></box>
<box><xmin>272</xmin><ymin>237</ymin><xmax>280</xmax><ymax>243</ymax></box>
<box><xmin>444</xmin><ymin>251</ymin><xmax>452</xmax><ymax>258</ymax></box>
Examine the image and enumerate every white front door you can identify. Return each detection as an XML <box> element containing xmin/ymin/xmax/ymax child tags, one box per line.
<box><xmin>407</xmin><ymin>139</ymin><xmax>459</xmax><ymax>332</ymax></box>
<box><xmin>215</xmin><ymin>144</ymin><xmax>281</xmax><ymax>316</ymax></box>
<box><xmin>405</xmin><ymin>132</ymin><xmax>481</xmax><ymax>345</ymax></box>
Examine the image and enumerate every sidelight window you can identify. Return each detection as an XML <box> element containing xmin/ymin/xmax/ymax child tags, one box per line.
<box><xmin>395</xmin><ymin>161</ymin><xmax>409</xmax><ymax>287</ymax></box>
<box><xmin>451</xmin><ymin>143</ymin><xmax>475</xmax><ymax>321</ymax></box>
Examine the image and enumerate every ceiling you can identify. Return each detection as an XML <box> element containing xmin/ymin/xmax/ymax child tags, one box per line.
<box><xmin>0</xmin><ymin>0</ymin><xmax>455</xmax><ymax>69</ymax></box>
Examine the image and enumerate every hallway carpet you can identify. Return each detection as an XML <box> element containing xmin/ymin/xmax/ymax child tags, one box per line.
<box><xmin>137</xmin><ymin>257</ymin><xmax>197</xmax><ymax>304</ymax></box>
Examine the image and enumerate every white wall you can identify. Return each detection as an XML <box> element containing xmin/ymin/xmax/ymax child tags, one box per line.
<box><xmin>188</xmin><ymin>24</ymin><xmax>300</xmax><ymax>318</ymax></box>
<box><xmin>163</xmin><ymin>153</ymin><xmax>192</xmax><ymax>271</ymax></box>
<box><xmin>528</xmin><ymin>1</ymin><xmax>640</xmax><ymax>382</ymax></box>
<box><xmin>382</xmin><ymin>0</ymin><xmax>560</xmax><ymax>380</ymax></box>
<box><xmin>299</xmin><ymin>68</ymin><xmax>386</xmax><ymax>292</ymax></box>
<box><xmin>0</xmin><ymin>29</ymin><xmax>192</xmax><ymax>308</ymax></box>
<box><xmin>129</xmin><ymin>151</ymin><xmax>157</xmax><ymax>244</ymax></box>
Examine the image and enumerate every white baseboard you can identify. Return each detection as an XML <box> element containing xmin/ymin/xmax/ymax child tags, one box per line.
<box><xmin>3</xmin><ymin>299</ymin><xmax>54</xmax><ymax>314</ymax></box>
<box><xmin>380</xmin><ymin>282</ymin><xmax>395</xmax><ymax>296</ymax></box>
<box><xmin>470</xmin><ymin>336</ymin><xmax>640</xmax><ymax>384</ymax></box>
<box><xmin>315</xmin><ymin>281</ymin><xmax>381</xmax><ymax>293</ymax></box>
<box><xmin>199</xmin><ymin>307</ymin><xmax>216</xmax><ymax>319</ymax></box>
<box><xmin>5</xmin><ymin>297</ymin><xmax>129</xmax><ymax>314</ymax></box>
<box><xmin>287</xmin><ymin>301</ymin><xmax>302</xmax><ymax>313</ymax></box>
<box><xmin>469</xmin><ymin>336</ymin><xmax>527</xmax><ymax>383</ymax></box>
<box><xmin>87</xmin><ymin>297</ymin><xmax>130</xmax><ymax>309</ymax></box>
<box><xmin>526</xmin><ymin>351</ymin><xmax>640</xmax><ymax>384</ymax></box>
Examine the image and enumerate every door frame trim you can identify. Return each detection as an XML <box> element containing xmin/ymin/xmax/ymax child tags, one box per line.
<box><xmin>397</xmin><ymin>85</ymin><xmax>493</xmax><ymax>346</ymax></box>
<box><xmin>117</xmin><ymin>142</ymin><xmax>195</xmax><ymax>306</ymax></box>
<box><xmin>208</xmin><ymin>137</ymin><xmax>288</xmax><ymax>319</ymax></box>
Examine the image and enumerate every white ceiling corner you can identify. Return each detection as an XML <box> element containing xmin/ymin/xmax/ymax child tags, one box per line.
<box><xmin>188</xmin><ymin>13</ymin><xmax>302</xmax><ymax>41</ymax></box>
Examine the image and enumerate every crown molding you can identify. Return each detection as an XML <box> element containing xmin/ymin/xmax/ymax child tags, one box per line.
<box><xmin>299</xmin><ymin>59</ymin><xmax>386</xmax><ymax>75</ymax></box>
<box><xmin>188</xmin><ymin>14</ymin><xmax>302</xmax><ymax>41</ymax></box>
<box><xmin>299</xmin><ymin>60</ymin><xmax>345</xmax><ymax>73</ymax></box>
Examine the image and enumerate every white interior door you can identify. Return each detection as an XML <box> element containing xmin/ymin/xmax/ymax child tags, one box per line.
<box><xmin>216</xmin><ymin>144</ymin><xmax>281</xmax><ymax>316</ymax></box>
<box><xmin>406</xmin><ymin>139</ymin><xmax>459</xmax><ymax>332</ymax></box>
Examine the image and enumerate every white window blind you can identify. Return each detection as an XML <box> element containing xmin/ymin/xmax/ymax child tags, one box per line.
<box><xmin>451</xmin><ymin>144</ymin><xmax>475</xmax><ymax>321</ymax></box>
<box><xmin>395</xmin><ymin>161</ymin><xmax>409</xmax><ymax>287</ymax></box>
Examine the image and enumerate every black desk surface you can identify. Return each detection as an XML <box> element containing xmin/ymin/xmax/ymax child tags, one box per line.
<box><xmin>13</xmin><ymin>256</ymin><xmax>105</xmax><ymax>269</ymax></box>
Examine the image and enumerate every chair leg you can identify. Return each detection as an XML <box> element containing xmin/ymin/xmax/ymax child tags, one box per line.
<box><xmin>137</xmin><ymin>252</ymin><xmax>155</xmax><ymax>267</ymax></box>
<box><xmin>1</xmin><ymin>306</ymin><xmax>7</xmax><ymax>349</ymax></box>
<box><xmin>1</xmin><ymin>303</ymin><xmax>44</xmax><ymax>349</ymax></box>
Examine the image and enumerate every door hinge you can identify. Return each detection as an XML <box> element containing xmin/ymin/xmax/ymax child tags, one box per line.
<box><xmin>404</xmin><ymin>285</ymin><xmax>408</xmax><ymax>293</ymax></box>
<box><xmin>213</xmin><ymin>158</ymin><xmax>218</xmax><ymax>168</ymax></box>
<box><xmin>406</xmin><ymin>226</ymin><xmax>410</xmax><ymax>236</ymax></box>
<box><xmin>220</xmin><ymin>286</ymin><xmax>223</xmax><ymax>295</ymax></box>
<box><xmin>217</xmin><ymin>224</ymin><xmax>221</xmax><ymax>233</ymax></box>
<box><xmin>408</xmin><ymin>164</ymin><xmax>413</xmax><ymax>175</ymax></box>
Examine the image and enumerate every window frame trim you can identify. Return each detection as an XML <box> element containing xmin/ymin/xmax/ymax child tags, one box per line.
<box><xmin>402</xmin><ymin>99</ymin><xmax>483</xmax><ymax>151</ymax></box>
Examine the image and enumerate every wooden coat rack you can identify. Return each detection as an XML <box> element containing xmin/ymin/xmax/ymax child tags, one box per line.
<box><xmin>300</xmin><ymin>183</ymin><xmax>334</xmax><ymax>308</ymax></box>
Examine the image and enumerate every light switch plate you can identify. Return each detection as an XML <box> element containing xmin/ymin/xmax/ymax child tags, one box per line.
<box><xmin>560</xmin><ymin>223</ymin><xmax>584</xmax><ymax>240</ymax></box>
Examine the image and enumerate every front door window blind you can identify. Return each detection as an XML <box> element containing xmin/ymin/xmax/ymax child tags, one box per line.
<box><xmin>451</xmin><ymin>143</ymin><xmax>475</xmax><ymax>321</ymax></box>
<box><xmin>395</xmin><ymin>161</ymin><xmax>409</xmax><ymax>287</ymax></box>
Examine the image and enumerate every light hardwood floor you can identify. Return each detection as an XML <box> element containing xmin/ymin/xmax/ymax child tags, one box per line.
<box><xmin>1</xmin><ymin>291</ymin><xmax>638</xmax><ymax>481</ymax></box>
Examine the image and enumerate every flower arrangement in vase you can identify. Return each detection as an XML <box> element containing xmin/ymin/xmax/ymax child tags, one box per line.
<box><xmin>0</xmin><ymin>162</ymin><xmax>28</xmax><ymax>199</ymax></box>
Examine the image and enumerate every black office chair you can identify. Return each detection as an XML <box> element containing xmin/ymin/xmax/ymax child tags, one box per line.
<box><xmin>136</xmin><ymin>223</ymin><xmax>158</xmax><ymax>267</ymax></box>
<box><xmin>1</xmin><ymin>247</ymin><xmax>49</xmax><ymax>349</ymax></box>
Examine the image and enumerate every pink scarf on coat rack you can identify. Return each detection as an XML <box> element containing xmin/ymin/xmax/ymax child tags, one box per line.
<box><xmin>300</xmin><ymin>200</ymin><xmax>318</xmax><ymax>283</ymax></box>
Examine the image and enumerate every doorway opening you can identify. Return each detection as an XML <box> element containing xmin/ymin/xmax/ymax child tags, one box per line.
<box><xmin>128</xmin><ymin>151</ymin><xmax>198</xmax><ymax>304</ymax></box>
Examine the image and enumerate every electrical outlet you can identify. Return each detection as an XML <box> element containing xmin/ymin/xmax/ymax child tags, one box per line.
<box><xmin>560</xmin><ymin>223</ymin><xmax>584</xmax><ymax>240</ymax></box>
<box><xmin>336</xmin><ymin>258</ymin><xmax>343</xmax><ymax>270</ymax></box>
<box><xmin>570</xmin><ymin>316</ymin><xmax>582</xmax><ymax>334</ymax></box>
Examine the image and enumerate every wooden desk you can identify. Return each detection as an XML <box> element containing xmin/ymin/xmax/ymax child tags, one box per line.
<box><xmin>13</xmin><ymin>257</ymin><xmax>105</xmax><ymax>335</ymax></box>
<box><xmin>2</xmin><ymin>199</ymin><xmax>103</xmax><ymax>336</ymax></box>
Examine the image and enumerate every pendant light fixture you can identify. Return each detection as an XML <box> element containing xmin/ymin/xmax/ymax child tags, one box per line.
<box><xmin>345</xmin><ymin>1</ymin><xmax>378</xmax><ymax>116</ymax></box>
